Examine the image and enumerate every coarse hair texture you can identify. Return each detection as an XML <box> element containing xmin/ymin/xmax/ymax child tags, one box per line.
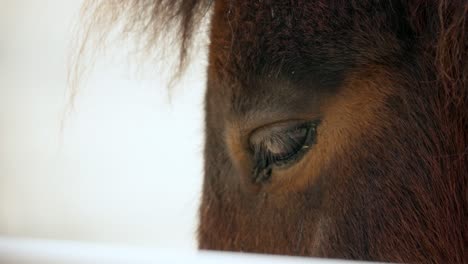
<box><xmin>71</xmin><ymin>0</ymin><xmax>466</xmax><ymax>103</ymax></box>
<box><xmin>433</xmin><ymin>1</ymin><xmax>467</xmax><ymax>105</ymax></box>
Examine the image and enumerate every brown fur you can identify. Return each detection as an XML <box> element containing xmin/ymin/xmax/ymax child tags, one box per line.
<box><xmin>81</xmin><ymin>0</ymin><xmax>467</xmax><ymax>262</ymax></box>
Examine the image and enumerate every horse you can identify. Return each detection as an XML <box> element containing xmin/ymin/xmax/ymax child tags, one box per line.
<box><xmin>78</xmin><ymin>0</ymin><xmax>467</xmax><ymax>262</ymax></box>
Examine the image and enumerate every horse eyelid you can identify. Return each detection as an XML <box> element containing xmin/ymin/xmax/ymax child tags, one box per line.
<box><xmin>250</xmin><ymin>120</ymin><xmax>320</xmax><ymax>182</ymax></box>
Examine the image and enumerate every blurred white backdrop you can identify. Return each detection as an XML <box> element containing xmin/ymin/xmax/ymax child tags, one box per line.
<box><xmin>0</xmin><ymin>0</ymin><xmax>207</xmax><ymax>249</ymax></box>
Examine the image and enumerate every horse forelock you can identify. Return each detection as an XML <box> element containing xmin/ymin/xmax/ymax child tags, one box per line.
<box><xmin>77</xmin><ymin>0</ymin><xmax>466</xmax><ymax>98</ymax></box>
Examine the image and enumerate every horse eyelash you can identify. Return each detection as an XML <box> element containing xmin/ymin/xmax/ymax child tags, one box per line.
<box><xmin>251</xmin><ymin>121</ymin><xmax>319</xmax><ymax>182</ymax></box>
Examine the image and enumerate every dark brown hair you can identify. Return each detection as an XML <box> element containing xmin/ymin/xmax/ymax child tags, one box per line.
<box><xmin>77</xmin><ymin>0</ymin><xmax>467</xmax><ymax>262</ymax></box>
<box><xmin>77</xmin><ymin>0</ymin><xmax>465</xmax><ymax>90</ymax></box>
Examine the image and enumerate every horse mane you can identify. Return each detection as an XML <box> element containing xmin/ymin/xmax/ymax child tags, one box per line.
<box><xmin>80</xmin><ymin>0</ymin><xmax>211</xmax><ymax>65</ymax></box>
<box><xmin>436</xmin><ymin>2</ymin><xmax>467</xmax><ymax>106</ymax></box>
<box><xmin>409</xmin><ymin>1</ymin><xmax>467</xmax><ymax>106</ymax></box>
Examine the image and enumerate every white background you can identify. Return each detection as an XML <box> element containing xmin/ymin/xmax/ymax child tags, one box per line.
<box><xmin>0</xmin><ymin>0</ymin><xmax>207</xmax><ymax>249</ymax></box>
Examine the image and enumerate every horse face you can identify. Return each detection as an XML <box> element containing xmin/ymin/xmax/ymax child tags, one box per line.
<box><xmin>77</xmin><ymin>0</ymin><xmax>466</xmax><ymax>261</ymax></box>
<box><xmin>199</xmin><ymin>1</ymin><xmax>466</xmax><ymax>262</ymax></box>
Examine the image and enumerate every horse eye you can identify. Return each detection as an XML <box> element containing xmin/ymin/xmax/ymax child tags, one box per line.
<box><xmin>249</xmin><ymin>120</ymin><xmax>319</xmax><ymax>183</ymax></box>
